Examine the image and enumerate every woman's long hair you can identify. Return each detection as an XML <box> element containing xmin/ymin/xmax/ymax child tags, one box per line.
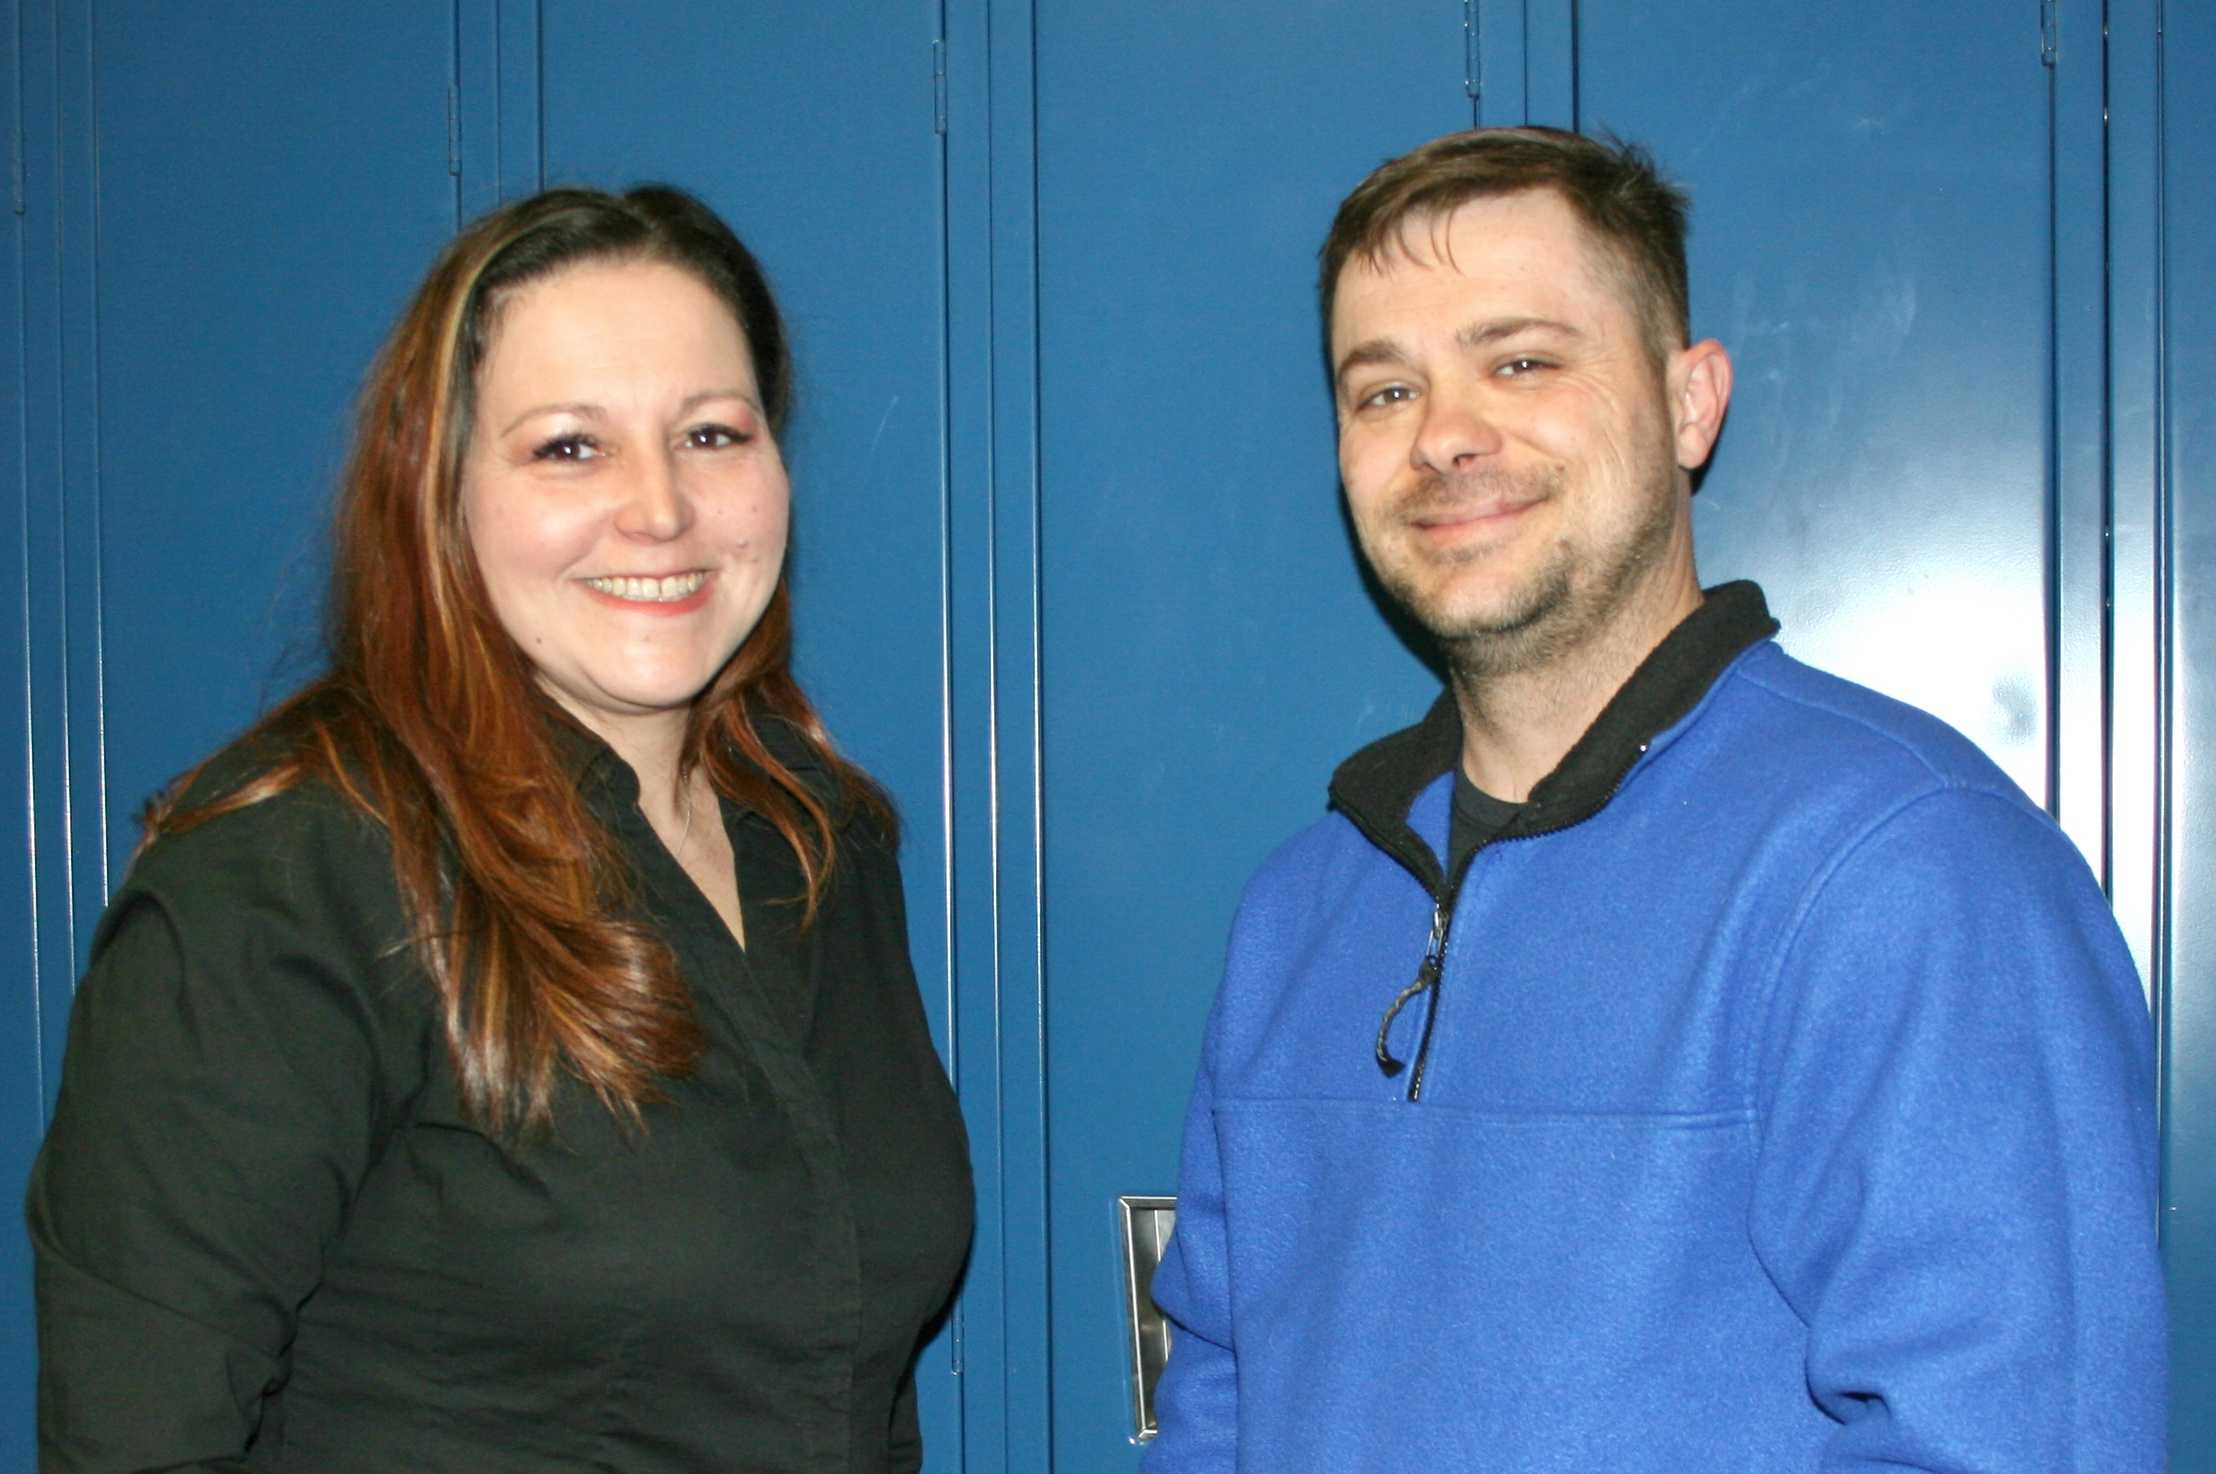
<box><xmin>149</xmin><ymin>185</ymin><xmax>891</xmax><ymax>1133</ymax></box>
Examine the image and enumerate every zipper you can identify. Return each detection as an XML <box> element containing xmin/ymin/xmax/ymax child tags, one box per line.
<box><xmin>1374</xmin><ymin>900</ymin><xmax>1449</xmax><ymax>1080</ymax></box>
<box><xmin>1400</xmin><ymin>858</ymin><xmax>1472</xmax><ymax>1102</ymax></box>
<box><xmin>1402</xmin><ymin>897</ymin><xmax>1451</xmax><ymax>1099</ymax></box>
<box><xmin>1370</xmin><ymin>744</ymin><xmax>1651</xmax><ymax>1103</ymax></box>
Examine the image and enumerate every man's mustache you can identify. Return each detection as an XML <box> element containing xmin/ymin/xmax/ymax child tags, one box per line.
<box><xmin>1395</xmin><ymin>465</ymin><xmax>1560</xmax><ymax>520</ymax></box>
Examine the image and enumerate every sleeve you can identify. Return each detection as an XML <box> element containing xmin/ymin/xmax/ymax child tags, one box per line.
<box><xmin>1746</xmin><ymin>788</ymin><xmax>2167</xmax><ymax>1472</ymax></box>
<box><xmin>26</xmin><ymin>831</ymin><xmax>399</xmax><ymax>1473</ymax></box>
<box><xmin>1141</xmin><ymin>1005</ymin><xmax>1238</xmax><ymax>1473</ymax></box>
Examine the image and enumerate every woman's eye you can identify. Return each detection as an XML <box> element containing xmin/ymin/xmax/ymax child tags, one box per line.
<box><xmin>686</xmin><ymin>423</ymin><xmax>751</xmax><ymax>450</ymax></box>
<box><xmin>531</xmin><ymin>433</ymin><xmax>602</xmax><ymax>462</ymax></box>
<box><xmin>1496</xmin><ymin>356</ymin><xmax>1550</xmax><ymax>378</ymax></box>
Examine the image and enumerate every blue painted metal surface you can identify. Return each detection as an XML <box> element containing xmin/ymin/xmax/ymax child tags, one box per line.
<box><xmin>1030</xmin><ymin>5</ymin><xmax>1469</xmax><ymax>1464</ymax></box>
<box><xmin>4</xmin><ymin>1</ymin><xmax>35</xmax><ymax>1461</ymax></box>
<box><xmin>2048</xmin><ymin>0</ymin><xmax>2111</xmax><ymax>886</ymax></box>
<box><xmin>2107</xmin><ymin>0</ymin><xmax>2165</xmax><ymax>999</ymax></box>
<box><xmin>2160</xmin><ymin>1</ymin><xmax>2215</xmax><ymax>1460</ymax></box>
<box><xmin>938</xmin><ymin>5</ymin><xmax>996</xmax><ymax>1465</ymax></box>
<box><xmin>1523</xmin><ymin>0</ymin><xmax>1578</xmax><ymax>129</ymax></box>
<box><xmin>5</xmin><ymin>4</ymin><xmax>2212</xmax><ymax>1469</ymax></box>
<box><xmin>976</xmin><ymin>7</ymin><xmax>1050</xmax><ymax>1462</ymax></box>
<box><xmin>1578</xmin><ymin>0</ymin><xmax>2057</xmax><ymax>816</ymax></box>
<box><xmin>88</xmin><ymin>4</ymin><xmax>455</xmax><ymax>899</ymax></box>
<box><xmin>537</xmin><ymin>0</ymin><xmax>953</xmax><ymax>978</ymax></box>
<box><xmin>454</xmin><ymin>0</ymin><xmax>543</xmax><ymax>216</ymax></box>
<box><xmin>939</xmin><ymin>4</ymin><xmax>1046</xmax><ymax>1467</ymax></box>
<box><xmin>940</xmin><ymin>3</ymin><xmax>999</xmax><ymax>1462</ymax></box>
<box><xmin>12</xmin><ymin>2</ymin><xmax>505</xmax><ymax>1458</ymax></box>
<box><xmin>938</xmin><ymin>7</ymin><xmax>1056</xmax><ymax>1466</ymax></box>
<box><xmin>1026</xmin><ymin>0</ymin><xmax>2197</xmax><ymax>1465</ymax></box>
<box><xmin>1474</xmin><ymin>0</ymin><xmax>1528</xmax><ymax>124</ymax></box>
<box><xmin>537</xmin><ymin>2</ymin><xmax>970</xmax><ymax>1464</ymax></box>
<box><xmin>14</xmin><ymin>2</ymin><xmax>89</xmax><ymax>1462</ymax></box>
<box><xmin>30</xmin><ymin>0</ymin><xmax>95</xmax><ymax>1105</ymax></box>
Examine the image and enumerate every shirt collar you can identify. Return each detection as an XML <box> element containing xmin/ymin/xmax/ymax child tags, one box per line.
<box><xmin>1328</xmin><ymin>580</ymin><xmax>1781</xmax><ymax>893</ymax></box>
<box><xmin>541</xmin><ymin>700</ymin><xmax>835</xmax><ymax>815</ymax></box>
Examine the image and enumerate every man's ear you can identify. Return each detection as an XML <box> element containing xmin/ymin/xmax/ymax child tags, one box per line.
<box><xmin>1669</xmin><ymin>339</ymin><xmax>1733</xmax><ymax>472</ymax></box>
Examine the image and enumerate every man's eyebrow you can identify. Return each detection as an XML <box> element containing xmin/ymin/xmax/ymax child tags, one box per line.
<box><xmin>1332</xmin><ymin>338</ymin><xmax>1411</xmax><ymax>393</ymax></box>
<box><xmin>1335</xmin><ymin>317</ymin><xmax>1586</xmax><ymax>394</ymax></box>
<box><xmin>1456</xmin><ymin>316</ymin><xmax>1583</xmax><ymax>350</ymax></box>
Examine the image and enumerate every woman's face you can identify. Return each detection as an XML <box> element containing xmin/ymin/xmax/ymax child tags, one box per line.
<box><xmin>460</xmin><ymin>257</ymin><xmax>790</xmax><ymax>745</ymax></box>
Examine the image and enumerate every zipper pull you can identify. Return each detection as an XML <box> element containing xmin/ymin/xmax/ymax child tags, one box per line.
<box><xmin>1375</xmin><ymin>902</ymin><xmax>1449</xmax><ymax>1077</ymax></box>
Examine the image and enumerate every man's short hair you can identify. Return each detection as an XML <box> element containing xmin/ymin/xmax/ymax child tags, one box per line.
<box><xmin>1319</xmin><ymin>127</ymin><xmax>1692</xmax><ymax>366</ymax></box>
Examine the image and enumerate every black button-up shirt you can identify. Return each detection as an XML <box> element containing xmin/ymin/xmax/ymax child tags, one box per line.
<box><xmin>28</xmin><ymin>724</ymin><xmax>973</xmax><ymax>1473</ymax></box>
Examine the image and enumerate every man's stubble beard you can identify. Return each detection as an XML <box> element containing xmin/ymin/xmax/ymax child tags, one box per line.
<box><xmin>1369</xmin><ymin>450</ymin><xmax>1682</xmax><ymax>690</ymax></box>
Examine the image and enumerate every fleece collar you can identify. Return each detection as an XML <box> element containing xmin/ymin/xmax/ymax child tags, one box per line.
<box><xmin>1327</xmin><ymin>580</ymin><xmax>1780</xmax><ymax>895</ymax></box>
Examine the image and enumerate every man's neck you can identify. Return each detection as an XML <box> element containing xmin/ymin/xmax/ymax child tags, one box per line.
<box><xmin>1450</xmin><ymin>579</ymin><xmax>1703</xmax><ymax>802</ymax></box>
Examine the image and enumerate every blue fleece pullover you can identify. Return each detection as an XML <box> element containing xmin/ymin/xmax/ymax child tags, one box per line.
<box><xmin>1145</xmin><ymin>587</ymin><xmax>2165</xmax><ymax>1473</ymax></box>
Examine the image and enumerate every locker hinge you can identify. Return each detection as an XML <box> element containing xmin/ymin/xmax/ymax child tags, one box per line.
<box><xmin>1462</xmin><ymin>0</ymin><xmax>1480</xmax><ymax>100</ymax></box>
<box><xmin>446</xmin><ymin>82</ymin><xmax>461</xmax><ymax>176</ymax></box>
<box><xmin>2040</xmin><ymin>0</ymin><xmax>2058</xmax><ymax>67</ymax></box>
<box><xmin>932</xmin><ymin>38</ymin><xmax>947</xmax><ymax>135</ymax></box>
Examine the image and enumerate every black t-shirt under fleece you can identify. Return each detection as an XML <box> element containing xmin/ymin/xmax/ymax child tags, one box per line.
<box><xmin>1448</xmin><ymin>766</ymin><xmax>1523</xmax><ymax>881</ymax></box>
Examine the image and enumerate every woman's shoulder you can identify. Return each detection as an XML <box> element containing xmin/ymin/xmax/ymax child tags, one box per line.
<box><xmin>134</xmin><ymin>749</ymin><xmax>380</xmax><ymax>870</ymax></box>
<box><xmin>72</xmin><ymin>726</ymin><xmax>440</xmax><ymax>1122</ymax></box>
<box><xmin>118</xmin><ymin>727</ymin><xmax>412</xmax><ymax>969</ymax></box>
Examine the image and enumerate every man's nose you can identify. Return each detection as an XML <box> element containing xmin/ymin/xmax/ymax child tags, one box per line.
<box><xmin>1411</xmin><ymin>392</ymin><xmax>1505</xmax><ymax>474</ymax></box>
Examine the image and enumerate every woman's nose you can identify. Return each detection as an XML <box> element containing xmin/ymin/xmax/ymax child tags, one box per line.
<box><xmin>614</xmin><ymin>449</ymin><xmax>692</xmax><ymax>540</ymax></box>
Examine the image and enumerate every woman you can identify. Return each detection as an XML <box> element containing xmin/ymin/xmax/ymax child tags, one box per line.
<box><xmin>27</xmin><ymin>186</ymin><xmax>973</xmax><ymax>1473</ymax></box>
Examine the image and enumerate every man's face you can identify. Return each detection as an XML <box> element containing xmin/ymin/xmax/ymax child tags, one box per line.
<box><xmin>1330</xmin><ymin>190</ymin><xmax>1724</xmax><ymax>677</ymax></box>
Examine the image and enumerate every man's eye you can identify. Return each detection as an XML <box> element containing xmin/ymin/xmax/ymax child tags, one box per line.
<box><xmin>1360</xmin><ymin>384</ymin><xmax>1416</xmax><ymax>410</ymax></box>
<box><xmin>1496</xmin><ymin>357</ymin><xmax>1550</xmax><ymax>378</ymax></box>
<box><xmin>686</xmin><ymin>424</ymin><xmax>750</xmax><ymax>449</ymax></box>
<box><xmin>531</xmin><ymin>434</ymin><xmax>602</xmax><ymax>462</ymax></box>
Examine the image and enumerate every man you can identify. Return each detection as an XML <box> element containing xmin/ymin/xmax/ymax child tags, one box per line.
<box><xmin>1144</xmin><ymin>128</ymin><xmax>2166</xmax><ymax>1472</ymax></box>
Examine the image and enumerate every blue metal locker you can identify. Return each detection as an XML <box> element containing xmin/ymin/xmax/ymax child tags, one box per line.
<box><xmin>531</xmin><ymin>1</ymin><xmax>965</xmax><ymax>1455</ymax></box>
<box><xmin>2161</xmin><ymin>0</ymin><xmax>2216</xmax><ymax>1457</ymax></box>
<box><xmin>8</xmin><ymin>6</ymin><xmax>458</xmax><ymax>1464</ymax></box>
<box><xmin>5</xmin><ymin>3</ymin><xmax>2208</xmax><ymax>1470</ymax></box>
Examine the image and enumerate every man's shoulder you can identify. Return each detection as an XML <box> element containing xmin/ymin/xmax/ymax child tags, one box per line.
<box><xmin>1703</xmin><ymin>640</ymin><xmax>2034</xmax><ymax>808</ymax></box>
<box><xmin>1234</xmin><ymin>780</ymin><xmax>1437</xmax><ymax>937</ymax></box>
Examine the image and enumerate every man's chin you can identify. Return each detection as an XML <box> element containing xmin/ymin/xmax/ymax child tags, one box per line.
<box><xmin>1403</xmin><ymin>580</ymin><xmax>1562</xmax><ymax>647</ymax></box>
<box><xmin>1395</xmin><ymin>575</ymin><xmax>1580</xmax><ymax>678</ymax></box>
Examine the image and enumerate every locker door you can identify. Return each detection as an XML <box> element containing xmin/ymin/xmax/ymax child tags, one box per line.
<box><xmin>1028</xmin><ymin>5</ymin><xmax>1472</xmax><ymax>1464</ymax></box>
<box><xmin>1569</xmin><ymin>0</ymin><xmax>2068</xmax><ymax>853</ymax></box>
<box><xmin>2162</xmin><ymin>0</ymin><xmax>2216</xmax><ymax>1459</ymax></box>
<box><xmin>90</xmin><ymin>6</ymin><xmax>460</xmax><ymax>876</ymax></box>
<box><xmin>1023</xmin><ymin>2</ymin><xmax>2137</xmax><ymax>1467</ymax></box>
<box><xmin>536</xmin><ymin>0</ymin><xmax>951</xmax><ymax>896</ymax></box>
<box><xmin>7</xmin><ymin>4</ymin><xmax>458</xmax><ymax>1456</ymax></box>
<box><xmin>4</xmin><ymin>0</ymin><xmax>36</xmax><ymax>1458</ymax></box>
<box><xmin>533</xmin><ymin>1</ymin><xmax>964</xmax><ymax>1460</ymax></box>
<box><xmin>10</xmin><ymin>6</ymin><xmax>2204</xmax><ymax>1469</ymax></box>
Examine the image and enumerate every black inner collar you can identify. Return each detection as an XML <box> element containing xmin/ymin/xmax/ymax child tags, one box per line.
<box><xmin>1329</xmin><ymin>581</ymin><xmax>1781</xmax><ymax>895</ymax></box>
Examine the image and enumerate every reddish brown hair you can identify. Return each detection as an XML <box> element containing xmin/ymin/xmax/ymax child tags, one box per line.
<box><xmin>150</xmin><ymin>185</ymin><xmax>891</xmax><ymax>1134</ymax></box>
